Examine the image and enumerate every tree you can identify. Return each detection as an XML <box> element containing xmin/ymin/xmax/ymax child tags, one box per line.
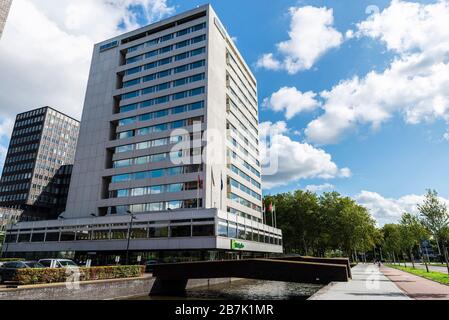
<box><xmin>399</xmin><ymin>212</ymin><xmax>429</xmax><ymax>268</ymax></box>
<box><xmin>382</xmin><ymin>224</ymin><xmax>401</xmax><ymax>264</ymax></box>
<box><xmin>418</xmin><ymin>190</ymin><xmax>449</xmax><ymax>258</ymax></box>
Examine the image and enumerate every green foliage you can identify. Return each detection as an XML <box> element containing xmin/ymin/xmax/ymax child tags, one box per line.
<box><xmin>388</xmin><ymin>265</ymin><xmax>449</xmax><ymax>286</ymax></box>
<box><xmin>264</xmin><ymin>190</ymin><xmax>379</xmax><ymax>257</ymax></box>
<box><xmin>418</xmin><ymin>189</ymin><xmax>449</xmax><ymax>243</ymax></box>
<box><xmin>12</xmin><ymin>265</ymin><xmax>145</xmax><ymax>285</ymax></box>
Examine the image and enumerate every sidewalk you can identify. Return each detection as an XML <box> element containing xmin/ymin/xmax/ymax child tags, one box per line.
<box><xmin>381</xmin><ymin>266</ymin><xmax>449</xmax><ymax>300</ymax></box>
<box><xmin>309</xmin><ymin>264</ymin><xmax>410</xmax><ymax>300</ymax></box>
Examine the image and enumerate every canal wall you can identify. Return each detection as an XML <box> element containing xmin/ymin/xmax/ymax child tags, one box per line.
<box><xmin>0</xmin><ymin>275</ymin><xmax>241</xmax><ymax>300</ymax></box>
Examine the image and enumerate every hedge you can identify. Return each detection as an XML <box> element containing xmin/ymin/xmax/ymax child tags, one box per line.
<box><xmin>0</xmin><ymin>258</ymin><xmax>25</xmax><ymax>262</ymax></box>
<box><xmin>12</xmin><ymin>265</ymin><xmax>145</xmax><ymax>285</ymax></box>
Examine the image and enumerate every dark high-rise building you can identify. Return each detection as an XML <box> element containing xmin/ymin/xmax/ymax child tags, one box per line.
<box><xmin>0</xmin><ymin>0</ymin><xmax>12</xmax><ymax>38</ymax></box>
<box><xmin>0</xmin><ymin>107</ymin><xmax>80</xmax><ymax>220</ymax></box>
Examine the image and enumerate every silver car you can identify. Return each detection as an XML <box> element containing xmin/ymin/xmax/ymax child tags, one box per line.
<box><xmin>38</xmin><ymin>259</ymin><xmax>78</xmax><ymax>268</ymax></box>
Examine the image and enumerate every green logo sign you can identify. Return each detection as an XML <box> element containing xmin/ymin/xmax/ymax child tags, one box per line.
<box><xmin>231</xmin><ymin>239</ymin><xmax>245</xmax><ymax>250</ymax></box>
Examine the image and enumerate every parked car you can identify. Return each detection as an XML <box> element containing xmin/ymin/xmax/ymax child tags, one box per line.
<box><xmin>0</xmin><ymin>261</ymin><xmax>44</xmax><ymax>283</ymax></box>
<box><xmin>144</xmin><ymin>259</ymin><xmax>161</xmax><ymax>273</ymax></box>
<box><xmin>38</xmin><ymin>259</ymin><xmax>78</xmax><ymax>268</ymax></box>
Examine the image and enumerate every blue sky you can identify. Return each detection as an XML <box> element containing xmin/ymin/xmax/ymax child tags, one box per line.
<box><xmin>1</xmin><ymin>0</ymin><xmax>449</xmax><ymax>225</ymax></box>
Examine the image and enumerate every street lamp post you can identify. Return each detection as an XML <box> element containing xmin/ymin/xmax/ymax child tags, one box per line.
<box><xmin>125</xmin><ymin>210</ymin><xmax>137</xmax><ymax>265</ymax></box>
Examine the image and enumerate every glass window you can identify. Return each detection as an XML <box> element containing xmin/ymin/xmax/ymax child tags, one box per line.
<box><xmin>149</xmin><ymin>226</ymin><xmax>168</xmax><ymax>238</ymax></box>
<box><xmin>228</xmin><ymin>223</ymin><xmax>237</xmax><ymax>238</ymax></box>
<box><xmin>120</xmin><ymin>103</ymin><xmax>138</xmax><ymax>113</ymax></box>
<box><xmin>60</xmin><ymin>230</ymin><xmax>76</xmax><ymax>242</ymax></box>
<box><xmin>174</xmin><ymin>65</ymin><xmax>188</xmax><ymax>73</ymax></box>
<box><xmin>148</xmin><ymin>185</ymin><xmax>162</xmax><ymax>194</ymax></box>
<box><xmin>145</xmin><ymin>50</ymin><xmax>158</xmax><ymax>58</ymax></box>
<box><xmin>193</xmin><ymin>225</ymin><xmax>214</xmax><ymax>237</ymax></box>
<box><xmin>117</xmin><ymin>189</ymin><xmax>129</xmax><ymax>197</ymax></box>
<box><xmin>45</xmin><ymin>232</ymin><xmax>60</xmax><ymax>242</ymax></box>
<box><xmin>123</xmin><ymin>78</ymin><xmax>140</xmax><ymax>88</ymax></box>
<box><xmin>170</xmin><ymin>225</ymin><xmax>191</xmax><ymax>237</ymax></box>
<box><xmin>176</xmin><ymin>28</ymin><xmax>189</xmax><ymax>37</ymax></box>
<box><xmin>92</xmin><ymin>230</ymin><xmax>110</xmax><ymax>240</ymax></box>
<box><xmin>167</xmin><ymin>183</ymin><xmax>183</xmax><ymax>193</ymax></box>
<box><xmin>131</xmin><ymin>228</ymin><xmax>148</xmax><ymax>239</ymax></box>
<box><xmin>31</xmin><ymin>233</ymin><xmax>45</xmax><ymax>242</ymax></box>
<box><xmin>167</xmin><ymin>200</ymin><xmax>182</xmax><ymax>210</ymax></box>
<box><xmin>217</xmin><ymin>221</ymin><xmax>228</xmax><ymax>237</ymax></box>
<box><xmin>110</xmin><ymin>229</ymin><xmax>128</xmax><ymax>240</ymax></box>
<box><xmin>132</xmin><ymin>188</ymin><xmax>145</xmax><ymax>196</ymax></box>
<box><xmin>148</xmin><ymin>202</ymin><xmax>163</xmax><ymax>211</ymax></box>
<box><xmin>125</xmin><ymin>67</ymin><xmax>141</xmax><ymax>76</ymax></box>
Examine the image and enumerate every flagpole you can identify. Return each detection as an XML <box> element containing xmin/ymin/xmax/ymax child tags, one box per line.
<box><xmin>274</xmin><ymin>205</ymin><xmax>277</xmax><ymax>228</ymax></box>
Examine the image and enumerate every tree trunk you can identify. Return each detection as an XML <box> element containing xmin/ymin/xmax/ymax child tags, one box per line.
<box><xmin>419</xmin><ymin>243</ymin><xmax>429</xmax><ymax>272</ymax></box>
<box><xmin>410</xmin><ymin>248</ymin><xmax>415</xmax><ymax>269</ymax></box>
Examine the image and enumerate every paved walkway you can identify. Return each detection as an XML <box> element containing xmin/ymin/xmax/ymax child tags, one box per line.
<box><xmin>309</xmin><ymin>264</ymin><xmax>410</xmax><ymax>300</ymax></box>
<box><xmin>381</xmin><ymin>266</ymin><xmax>449</xmax><ymax>300</ymax></box>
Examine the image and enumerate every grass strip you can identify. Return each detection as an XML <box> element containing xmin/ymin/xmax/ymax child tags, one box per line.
<box><xmin>387</xmin><ymin>264</ymin><xmax>449</xmax><ymax>286</ymax></box>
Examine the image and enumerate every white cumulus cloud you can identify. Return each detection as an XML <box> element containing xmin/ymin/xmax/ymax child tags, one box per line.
<box><xmin>263</xmin><ymin>86</ymin><xmax>320</xmax><ymax>119</ymax></box>
<box><xmin>355</xmin><ymin>190</ymin><xmax>449</xmax><ymax>226</ymax></box>
<box><xmin>260</xmin><ymin>121</ymin><xmax>350</xmax><ymax>189</ymax></box>
<box><xmin>257</xmin><ymin>6</ymin><xmax>343</xmax><ymax>74</ymax></box>
<box><xmin>305</xmin><ymin>0</ymin><xmax>449</xmax><ymax>144</ymax></box>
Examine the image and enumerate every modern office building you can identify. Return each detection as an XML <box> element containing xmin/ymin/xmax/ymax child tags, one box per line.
<box><xmin>0</xmin><ymin>107</ymin><xmax>80</xmax><ymax>220</ymax></box>
<box><xmin>0</xmin><ymin>0</ymin><xmax>12</xmax><ymax>38</ymax></box>
<box><xmin>3</xmin><ymin>5</ymin><xmax>283</xmax><ymax>262</ymax></box>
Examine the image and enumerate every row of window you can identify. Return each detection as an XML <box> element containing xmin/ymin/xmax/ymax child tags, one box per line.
<box><xmin>119</xmin><ymin>85</ymin><xmax>205</xmax><ymax>114</ymax></box>
<box><xmin>111</xmin><ymin>181</ymin><xmax>199</xmax><ymax>199</ymax></box>
<box><xmin>0</xmin><ymin>171</ymin><xmax>32</xmax><ymax>183</ymax></box>
<box><xmin>229</xmin><ymin>178</ymin><xmax>261</xmax><ymax>201</ymax></box>
<box><xmin>227</xmin><ymin>207</ymin><xmax>262</xmax><ymax>223</ymax></box>
<box><xmin>227</xmin><ymin>97</ymin><xmax>259</xmax><ymax>139</ymax></box>
<box><xmin>16</xmin><ymin>108</ymin><xmax>46</xmax><ymax>120</ymax></box>
<box><xmin>228</xmin><ymin>192</ymin><xmax>262</xmax><ymax>212</ymax></box>
<box><xmin>125</xmin><ymin>34</ymin><xmax>206</xmax><ymax>65</ymax></box>
<box><xmin>228</xmin><ymin>149</ymin><xmax>260</xmax><ymax>178</ymax></box>
<box><xmin>14</xmin><ymin>116</ymin><xmax>45</xmax><ymax>128</ymax></box>
<box><xmin>11</xmin><ymin>124</ymin><xmax>42</xmax><ymax>137</ymax></box>
<box><xmin>226</xmin><ymin>51</ymin><xmax>257</xmax><ymax>101</ymax></box>
<box><xmin>226</xmin><ymin>59</ymin><xmax>258</xmax><ymax>110</ymax></box>
<box><xmin>113</xmin><ymin>148</ymin><xmax>201</xmax><ymax>168</ymax></box>
<box><xmin>228</xmin><ymin>122</ymin><xmax>258</xmax><ymax>155</ymax></box>
<box><xmin>113</xmin><ymin>198</ymin><xmax>202</xmax><ymax>214</ymax></box>
<box><xmin>0</xmin><ymin>182</ymin><xmax>30</xmax><ymax>193</ymax></box>
<box><xmin>7</xmin><ymin>142</ymin><xmax>39</xmax><ymax>156</ymax></box>
<box><xmin>123</xmin><ymin>59</ymin><xmax>205</xmax><ymax>88</ymax></box>
<box><xmin>2</xmin><ymin>162</ymin><xmax>34</xmax><ymax>174</ymax></box>
<box><xmin>111</xmin><ymin>164</ymin><xmax>202</xmax><ymax>183</ymax></box>
<box><xmin>228</xmin><ymin>87</ymin><xmax>258</xmax><ymax>130</ymax></box>
<box><xmin>118</xmin><ymin>101</ymin><xmax>204</xmax><ymax>127</ymax></box>
<box><xmin>117</xmin><ymin>114</ymin><xmax>203</xmax><ymax>139</ymax></box>
<box><xmin>4</xmin><ymin>153</ymin><xmax>35</xmax><ymax>165</ymax></box>
<box><xmin>124</xmin><ymin>47</ymin><xmax>206</xmax><ymax>77</ymax></box>
<box><xmin>229</xmin><ymin>165</ymin><xmax>261</xmax><ymax>189</ymax></box>
<box><xmin>217</xmin><ymin>219</ymin><xmax>281</xmax><ymax>245</ymax></box>
<box><xmin>114</xmin><ymin>134</ymin><xmax>190</xmax><ymax>154</ymax></box>
<box><xmin>126</xmin><ymin>22</ymin><xmax>206</xmax><ymax>53</ymax></box>
<box><xmin>120</xmin><ymin>73</ymin><xmax>205</xmax><ymax>101</ymax></box>
<box><xmin>5</xmin><ymin>223</ymin><xmax>214</xmax><ymax>243</ymax></box>
<box><xmin>9</xmin><ymin>133</ymin><xmax>41</xmax><ymax>148</ymax></box>
<box><xmin>228</xmin><ymin>137</ymin><xmax>259</xmax><ymax>167</ymax></box>
<box><xmin>0</xmin><ymin>193</ymin><xmax>27</xmax><ymax>202</ymax></box>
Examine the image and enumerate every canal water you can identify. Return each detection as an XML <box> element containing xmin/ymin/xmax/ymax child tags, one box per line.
<box><xmin>128</xmin><ymin>279</ymin><xmax>323</xmax><ymax>300</ymax></box>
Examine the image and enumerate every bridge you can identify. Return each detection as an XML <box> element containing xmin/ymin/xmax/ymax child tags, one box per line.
<box><xmin>150</xmin><ymin>256</ymin><xmax>351</xmax><ymax>295</ymax></box>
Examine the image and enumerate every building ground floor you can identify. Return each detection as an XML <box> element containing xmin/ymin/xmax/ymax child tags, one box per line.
<box><xmin>3</xmin><ymin>249</ymin><xmax>281</xmax><ymax>266</ymax></box>
<box><xmin>1</xmin><ymin>208</ymin><xmax>283</xmax><ymax>265</ymax></box>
